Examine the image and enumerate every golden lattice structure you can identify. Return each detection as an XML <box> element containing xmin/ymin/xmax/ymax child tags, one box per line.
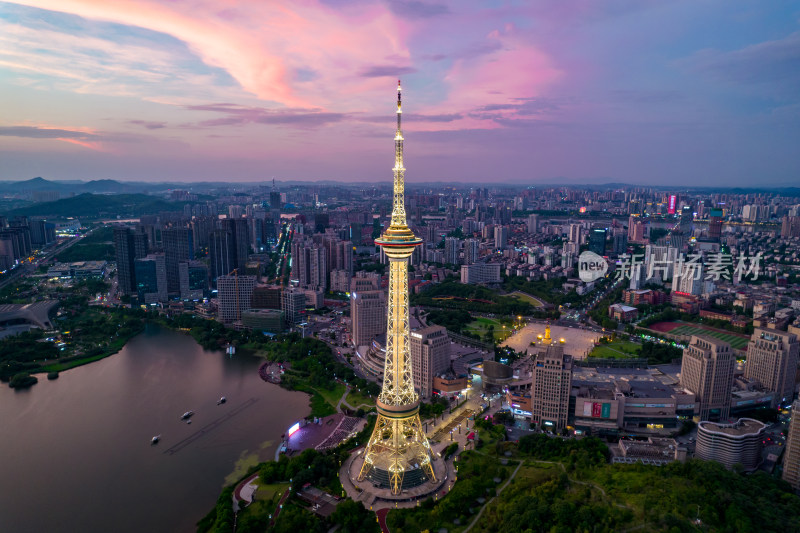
<box><xmin>358</xmin><ymin>81</ymin><xmax>436</xmax><ymax>495</ymax></box>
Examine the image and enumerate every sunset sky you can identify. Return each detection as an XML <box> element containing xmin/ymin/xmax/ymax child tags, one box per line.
<box><xmin>0</xmin><ymin>1</ymin><xmax>798</xmax><ymax>185</ymax></box>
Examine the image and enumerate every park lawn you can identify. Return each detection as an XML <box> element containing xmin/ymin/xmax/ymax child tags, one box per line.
<box><xmin>315</xmin><ymin>382</ymin><xmax>347</xmax><ymax>409</ymax></box>
<box><xmin>668</xmin><ymin>325</ymin><xmax>749</xmax><ymax>349</ymax></box>
<box><xmin>589</xmin><ymin>341</ymin><xmax>641</xmax><ymax>359</ymax></box>
<box><xmin>509</xmin><ymin>291</ymin><xmax>543</xmax><ymax>307</ymax></box>
<box><xmin>345</xmin><ymin>389</ymin><xmax>375</xmax><ymax>409</ymax></box>
<box><xmin>463</xmin><ymin>317</ymin><xmax>513</xmax><ymax>342</ymax></box>
<box><xmin>254</xmin><ymin>482</ymin><xmax>290</xmax><ymax>502</ymax></box>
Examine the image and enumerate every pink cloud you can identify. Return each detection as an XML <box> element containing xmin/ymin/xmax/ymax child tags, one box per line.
<box><xmin>8</xmin><ymin>1</ymin><xmax>412</xmax><ymax>109</ymax></box>
<box><xmin>417</xmin><ymin>24</ymin><xmax>563</xmax><ymax>131</ymax></box>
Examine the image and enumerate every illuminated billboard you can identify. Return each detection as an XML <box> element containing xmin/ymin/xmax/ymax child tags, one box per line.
<box><xmin>288</xmin><ymin>422</ymin><xmax>301</xmax><ymax>436</ymax></box>
<box><xmin>668</xmin><ymin>195</ymin><xmax>677</xmax><ymax>214</ymax></box>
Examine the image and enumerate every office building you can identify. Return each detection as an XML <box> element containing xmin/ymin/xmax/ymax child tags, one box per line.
<box><xmin>460</xmin><ymin>263</ymin><xmax>501</xmax><ymax>284</ymax></box>
<box><xmin>178</xmin><ymin>260</ymin><xmax>208</xmax><ymax>300</ymax></box>
<box><xmin>782</xmin><ymin>398</ymin><xmax>800</xmax><ymax>490</ymax></box>
<box><xmin>588</xmin><ymin>228</ymin><xmax>607</xmax><ymax>256</ymax></box>
<box><xmin>680</xmin><ymin>336</ymin><xmax>735</xmax><ymax>421</ymax></box>
<box><xmin>695</xmin><ymin>419</ymin><xmax>766</xmax><ymax>470</ymax></box>
<box><xmin>113</xmin><ymin>226</ymin><xmax>148</xmax><ymax>295</ymax></box>
<box><xmin>531</xmin><ymin>344</ymin><xmax>573</xmax><ymax>431</ymax></box>
<box><xmin>209</xmin><ymin>229</ymin><xmax>236</xmax><ymax>283</ymax></box>
<box><xmin>216</xmin><ymin>274</ymin><xmax>256</xmax><ymax>323</ymax></box>
<box><xmin>410</xmin><ymin>325</ymin><xmax>451</xmax><ymax>399</ymax></box>
<box><xmin>134</xmin><ymin>253</ymin><xmax>167</xmax><ymax>303</ymax></box>
<box><xmin>744</xmin><ymin>329</ymin><xmax>799</xmax><ymax>406</ymax></box>
<box><xmin>162</xmin><ymin>227</ymin><xmax>193</xmax><ymax>295</ymax></box>
<box><xmin>612</xmin><ymin>232</ymin><xmax>627</xmax><ymax>256</ymax></box>
<box><xmin>221</xmin><ymin>217</ymin><xmax>250</xmax><ymax>271</ymax></box>
<box><xmin>351</xmin><ymin>289</ymin><xmax>387</xmax><ymax>347</ymax></box>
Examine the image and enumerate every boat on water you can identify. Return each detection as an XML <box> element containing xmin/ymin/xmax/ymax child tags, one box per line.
<box><xmin>217</xmin><ymin>396</ymin><xmax>226</xmax><ymax>405</ymax></box>
<box><xmin>180</xmin><ymin>411</ymin><xmax>194</xmax><ymax>420</ymax></box>
<box><xmin>151</xmin><ymin>435</ymin><xmax>161</xmax><ymax>445</ymax></box>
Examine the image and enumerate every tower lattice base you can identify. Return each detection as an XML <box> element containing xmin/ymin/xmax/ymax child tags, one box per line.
<box><xmin>358</xmin><ymin>411</ymin><xmax>436</xmax><ymax>495</ymax></box>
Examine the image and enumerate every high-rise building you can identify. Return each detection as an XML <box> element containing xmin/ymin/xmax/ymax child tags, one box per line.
<box><xmin>410</xmin><ymin>325</ymin><xmax>450</xmax><ymax>399</ymax></box>
<box><xmin>292</xmin><ymin>239</ymin><xmax>328</xmax><ymax>291</ymax></box>
<box><xmin>444</xmin><ymin>237</ymin><xmax>460</xmax><ymax>265</ymax></box>
<box><xmin>782</xmin><ymin>398</ymin><xmax>800</xmax><ymax>490</ymax></box>
<box><xmin>781</xmin><ymin>216</ymin><xmax>800</xmax><ymax>239</ymax></box>
<box><xmin>351</xmin><ymin>271</ymin><xmax>380</xmax><ymax>292</ymax></box>
<box><xmin>588</xmin><ymin>228</ymin><xmax>607</xmax><ymax>256</ymax></box>
<box><xmin>113</xmin><ymin>226</ymin><xmax>148</xmax><ymax>295</ymax></box>
<box><xmin>350</xmin><ymin>290</ymin><xmax>387</xmax><ymax>347</ymax></box>
<box><xmin>209</xmin><ymin>229</ymin><xmax>235</xmax><ymax>283</ymax></box>
<box><xmin>281</xmin><ymin>287</ymin><xmax>306</xmax><ymax>326</ymax></box>
<box><xmin>708</xmin><ymin>208</ymin><xmax>723</xmax><ymax>241</ymax></box>
<box><xmin>612</xmin><ymin>232</ymin><xmax>627</xmax><ymax>256</ymax></box>
<box><xmin>526</xmin><ymin>214</ymin><xmax>539</xmax><ymax>234</ymax></box>
<box><xmin>464</xmin><ymin>238</ymin><xmax>480</xmax><ymax>264</ymax></box>
<box><xmin>162</xmin><ymin>227</ymin><xmax>193</xmax><ymax>295</ymax></box>
<box><xmin>134</xmin><ymin>253</ymin><xmax>167</xmax><ymax>303</ymax></box>
<box><xmin>672</xmin><ymin>260</ymin><xmax>704</xmax><ymax>296</ymax></box>
<box><xmin>568</xmin><ymin>223</ymin><xmax>582</xmax><ymax>244</ymax></box>
<box><xmin>743</xmin><ymin>329</ymin><xmax>799</xmax><ymax>406</ymax></box>
<box><xmin>627</xmin><ymin>218</ymin><xmax>647</xmax><ymax>243</ymax></box>
<box><xmin>221</xmin><ymin>217</ymin><xmax>250</xmax><ymax>271</ymax></box>
<box><xmin>494</xmin><ymin>225</ymin><xmax>508</xmax><ymax>249</ymax></box>
<box><xmin>216</xmin><ymin>274</ymin><xmax>256</xmax><ymax>323</ymax></box>
<box><xmin>357</xmin><ymin>81</ymin><xmax>436</xmax><ymax>495</ymax></box>
<box><xmin>680</xmin><ymin>336</ymin><xmax>735</xmax><ymax>421</ymax></box>
<box><xmin>644</xmin><ymin>245</ymin><xmax>679</xmax><ymax>281</ymax></box>
<box><xmin>330</xmin><ymin>269</ymin><xmax>351</xmax><ymax>293</ymax></box>
<box><xmin>531</xmin><ymin>342</ymin><xmax>573</xmax><ymax>431</ymax></box>
<box><xmin>251</xmin><ymin>284</ymin><xmax>282</xmax><ymax>309</ymax></box>
<box><xmin>178</xmin><ymin>260</ymin><xmax>208</xmax><ymax>300</ymax></box>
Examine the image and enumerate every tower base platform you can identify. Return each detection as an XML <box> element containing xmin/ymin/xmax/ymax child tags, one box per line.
<box><xmin>340</xmin><ymin>447</ymin><xmax>452</xmax><ymax>508</ymax></box>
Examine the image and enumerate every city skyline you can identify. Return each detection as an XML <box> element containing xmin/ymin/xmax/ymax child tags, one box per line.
<box><xmin>1</xmin><ymin>1</ymin><xmax>799</xmax><ymax>185</ymax></box>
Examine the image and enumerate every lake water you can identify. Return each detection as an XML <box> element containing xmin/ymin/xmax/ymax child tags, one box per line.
<box><xmin>0</xmin><ymin>325</ymin><xmax>309</xmax><ymax>533</ymax></box>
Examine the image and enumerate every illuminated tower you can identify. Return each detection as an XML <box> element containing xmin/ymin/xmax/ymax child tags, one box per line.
<box><xmin>358</xmin><ymin>81</ymin><xmax>436</xmax><ymax>494</ymax></box>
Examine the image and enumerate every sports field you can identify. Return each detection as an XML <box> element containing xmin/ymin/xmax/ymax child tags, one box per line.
<box><xmin>648</xmin><ymin>322</ymin><xmax>749</xmax><ymax>350</ymax></box>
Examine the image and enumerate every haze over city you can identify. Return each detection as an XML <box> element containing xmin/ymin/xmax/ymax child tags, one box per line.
<box><xmin>1</xmin><ymin>0</ymin><xmax>799</xmax><ymax>185</ymax></box>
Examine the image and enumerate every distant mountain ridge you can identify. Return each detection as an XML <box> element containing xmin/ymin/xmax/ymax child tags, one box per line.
<box><xmin>0</xmin><ymin>177</ymin><xmax>798</xmax><ymax>196</ymax></box>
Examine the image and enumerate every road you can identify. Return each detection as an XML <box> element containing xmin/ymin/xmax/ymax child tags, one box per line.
<box><xmin>0</xmin><ymin>230</ymin><xmax>89</xmax><ymax>290</ymax></box>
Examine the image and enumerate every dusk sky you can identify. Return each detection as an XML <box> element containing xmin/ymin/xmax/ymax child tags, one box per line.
<box><xmin>0</xmin><ymin>1</ymin><xmax>798</xmax><ymax>186</ymax></box>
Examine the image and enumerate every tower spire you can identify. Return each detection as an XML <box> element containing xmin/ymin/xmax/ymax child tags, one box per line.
<box><xmin>390</xmin><ymin>79</ymin><xmax>407</xmax><ymax>229</ymax></box>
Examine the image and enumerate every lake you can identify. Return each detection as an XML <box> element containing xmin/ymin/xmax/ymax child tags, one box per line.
<box><xmin>0</xmin><ymin>325</ymin><xmax>309</xmax><ymax>532</ymax></box>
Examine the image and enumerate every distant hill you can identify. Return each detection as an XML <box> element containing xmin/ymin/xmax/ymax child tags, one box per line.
<box><xmin>3</xmin><ymin>193</ymin><xmax>189</xmax><ymax>219</ymax></box>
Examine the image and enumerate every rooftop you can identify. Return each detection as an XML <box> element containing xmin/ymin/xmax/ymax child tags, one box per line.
<box><xmin>698</xmin><ymin>418</ymin><xmax>766</xmax><ymax>437</ymax></box>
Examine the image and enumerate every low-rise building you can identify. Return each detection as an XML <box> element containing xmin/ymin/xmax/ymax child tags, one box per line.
<box><xmin>695</xmin><ymin>418</ymin><xmax>766</xmax><ymax>470</ymax></box>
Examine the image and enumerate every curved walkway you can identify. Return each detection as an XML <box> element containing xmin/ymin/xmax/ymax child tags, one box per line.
<box><xmin>462</xmin><ymin>461</ymin><xmax>523</xmax><ymax>533</ymax></box>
